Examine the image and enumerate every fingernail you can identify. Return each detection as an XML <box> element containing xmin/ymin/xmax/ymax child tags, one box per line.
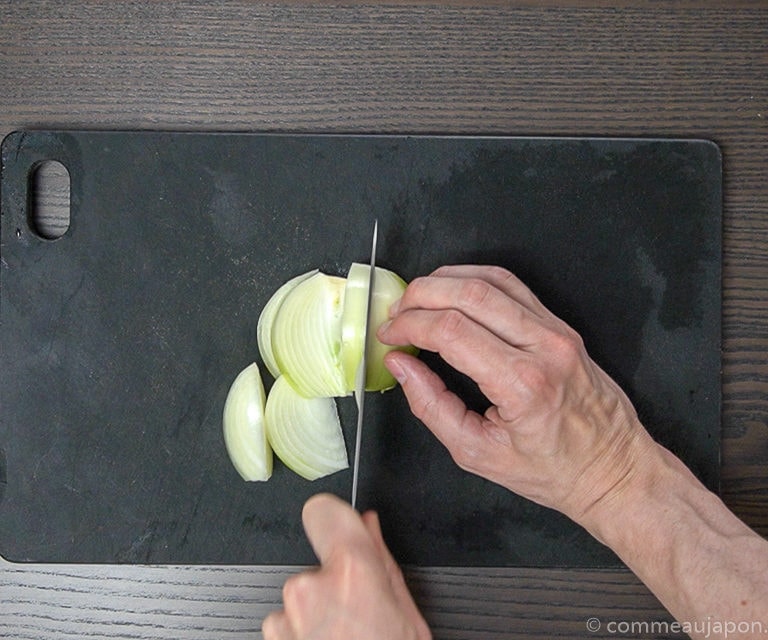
<box><xmin>388</xmin><ymin>297</ymin><xmax>401</xmax><ymax>317</ymax></box>
<box><xmin>377</xmin><ymin>319</ymin><xmax>392</xmax><ymax>337</ymax></box>
<box><xmin>386</xmin><ymin>356</ymin><xmax>408</xmax><ymax>384</ymax></box>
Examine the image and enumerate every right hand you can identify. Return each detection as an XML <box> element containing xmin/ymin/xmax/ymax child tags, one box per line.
<box><xmin>262</xmin><ymin>494</ymin><xmax>431</xmax><ymax>640</ymax></box>
<box><xmin>377</xmin><ymin>265</ymin><xmax>661</xmax><ymax>529</ymax></box>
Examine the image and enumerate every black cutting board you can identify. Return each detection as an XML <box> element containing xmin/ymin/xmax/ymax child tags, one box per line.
<box><xmin>0</xmin><ymin>131</ymin><xmax>721</xmax><ymax>566</ymax></box>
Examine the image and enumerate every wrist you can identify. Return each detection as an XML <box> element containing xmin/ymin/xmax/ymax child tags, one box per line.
<box><xmin>576</xmin><ymin>435</ymin><xmax>745</xmax><ymax>570</ymax></box>
<box><xmin>577</xmin><ymin>438</ymin><xmax>677</xmax><ymax>547</ymax></box>
<box><xmin>573</xmin><ymin>434</ymin><xmax>768</xmax><ymax>625</ymax></box>
<box><xmin>561</xmin><ymin>415</ymin><xmax>663</xmax><ymax>536</ymax></box>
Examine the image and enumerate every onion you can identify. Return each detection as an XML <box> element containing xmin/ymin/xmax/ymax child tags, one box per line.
<box><xmin>265</xmin><ymin>375</ymin><xmax>348</xmax><ymax>480</ymax></box>
<box><xmin>257</xmin><ymin>269</ymin><xmax>318</xmax><ymax>379</ymax></box>
<box><xmin>225</xmin><ymin>261</ymin><xmax>415</xmax><ymax>483</ymax></box>
<box><xmin>222</xmin><ymin>363</ymin><xmax>272</xmax><ymax>481</ymax></box>
<box><xmin>341</xmin><ymin>263</ymin><xmax>418</xmax><ymax>392</ymax></box>
<box><xmin>340</xmin><ymin>262</ymin><xmax>371</xmax><ymax>392</ymax></box>
<box><xmin>271</xmin><ymin>272</ymin><xmax>349</xmax><ymax>398</ymax></box>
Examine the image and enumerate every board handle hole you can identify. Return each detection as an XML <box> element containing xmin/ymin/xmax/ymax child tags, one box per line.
<box><xmin>28</xmin><ymin>160</ymin><xmax>71</xmax><ymax>240</ymax></box>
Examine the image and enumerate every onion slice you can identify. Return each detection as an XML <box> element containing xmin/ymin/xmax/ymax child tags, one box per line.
<box><xmin>265</xmin><ymin>375</ymin><xmax>348</xmax><ymax>480</ymax></box>
<box><xmin>222</xmin><ymin>363</ymin><xmax>273</xmax><ymax>481</ymax></box>
<box><xmin>340</xmin><ymin>262</ymin><xmax>371</xmax><ymax>391</ymax></box>
<box><xmin>225</xmin><ymin>261</ymin><xmax>416</xmax><ymax>483</ymax></box>
<box><xmin>257</xmin><ymin>269</ymin><xmax>318</xmax><ymax>379</ymax></box>
<box><xmin>272</xmin><ymin>272</ymin><xmax>349</xmax><ymax>398</ymax></box>
<box><xmin>341</xmin><ymin>263</ymin><xmax>418</xmax><ymax>392</ymax></box>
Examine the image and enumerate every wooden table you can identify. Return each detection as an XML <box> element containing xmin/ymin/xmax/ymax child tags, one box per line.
<box><xmin>1</xmin><ymin>2</ymin><xmax>766</xmax><ymax>637</ymax></box>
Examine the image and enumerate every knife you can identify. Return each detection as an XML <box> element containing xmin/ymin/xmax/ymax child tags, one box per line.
<box><xmin>350</xmin><ymin>220</ymin><xmax>378</xmax><ymax>510</ymax></box>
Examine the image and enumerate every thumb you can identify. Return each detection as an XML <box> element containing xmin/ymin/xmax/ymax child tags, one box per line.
<box><xmin>384</xmin><ymin>350</ymin><xmax>488</xmax><ymax>456</ymax></box>
<box><xmin>301</xmin><ymin>493</ymin><xmax>375</xmax><ymax>565</ymax></box>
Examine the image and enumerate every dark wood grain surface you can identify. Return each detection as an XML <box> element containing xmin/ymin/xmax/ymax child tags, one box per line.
<box><xmin>1</xmin><ymin>1</ymin><xmax>766</xmax><ymax>638</ymax></box>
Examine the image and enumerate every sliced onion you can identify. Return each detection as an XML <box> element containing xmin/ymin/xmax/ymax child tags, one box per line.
<box><xmin>257</xmin><ymin>269</ymin><xmax>318</xmax><ymax>378</ymax></box>
<box><xmin>265</xmin><ymin>375</ymin><xmax>348</xmax><ymax>481</ymax></box>
<box><xmin>341</xmin><ymin>263</ymin><xmax>418</xmax><ymax>392</ymax></box>
<box><xmin>272</xmin><ymin>272</ymin><xmax>349</xmax><ymax>398</ymax></box>
<box><xmin>222</xmin><ymin>363</ymin><xmax>272</xmax><ymax>481</ymax></box>
<box><xmin>225</xmin><ymin>261</ymin><xmax>416</xmax><ymax>483</ymax></box>
<box><xmin>340</xmin><ymin>262</ymin><xmax>371</xmax><ymax>391</ymax></box>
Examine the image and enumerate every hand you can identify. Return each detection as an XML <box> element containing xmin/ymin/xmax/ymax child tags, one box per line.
<box><xmin>262</xmin><ymin>493</ymin><xmax>431</xmax><ymax>640</ymax></box>
<box><xmin>377</xmin><ymin>265</ymin><xmax>660</xmax><ymax>529</ymax></box>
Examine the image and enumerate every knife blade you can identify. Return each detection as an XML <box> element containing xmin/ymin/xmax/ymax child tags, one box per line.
<box><xmin>350</xmin><ymin>220</ymin><xmax>378</xmax><ymax>509</ymax></box>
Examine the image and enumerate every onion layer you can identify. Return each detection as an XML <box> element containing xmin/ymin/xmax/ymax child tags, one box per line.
<box><xmin>222</xmin><ymin>363</ymin><xmax>272</xmax><ymax>481</ymax></box>
<box><xmin>265</xmin><ymin>375</ymin><xmax>348</xmax><ymax>480</ymax></box>
<box><xmin>257</xmin><ymin>269</ymin><xmax>317</xmax><ymax>379</ymax></box>
<box><xmin>226</xmin><ymin>261</ymin><xmax>416</xmax><ymax>483</ymax></box>
<box><xmin>341</xmin><ymin>263</ymin><xmax>418</xmax><ymax>392</ymax></box>
<box><xmin>271</xmin><ymin>272</ymin><xmax>349</xmax><ymax>398</ymax></box>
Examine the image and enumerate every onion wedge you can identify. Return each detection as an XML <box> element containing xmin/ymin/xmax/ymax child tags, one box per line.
<box><xmin>265</xmin><ymin>375</ymin><xmax>348</xmax><ymax>480</ymax></box>
<box><xmin>272</xmin><ymin>272</ymin><xmax>348</xmax><ymax>398</ymax></box>
<box><xmin>222</xmin><ymin>363</ymin><xmax>272</xmax><ymax>481</ymax></box>
<box><xmin>225</xmin><ymin>260</ymin><xmax>416</xmax><ymax>483</ymax></box>
<box><xmin>257</xmin><ymin>269</ymin><xmax>318</xmax><ymax>378</ymax></box>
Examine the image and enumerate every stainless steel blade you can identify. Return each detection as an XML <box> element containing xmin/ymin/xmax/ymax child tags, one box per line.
<box><xmin>351</xmin><ymin>220</ymin><xmax>378</xmax><ymax>509</ymax></box>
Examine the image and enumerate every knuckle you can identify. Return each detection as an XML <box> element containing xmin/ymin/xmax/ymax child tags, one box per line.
<box><xmin>414</xmin><ymin>394</ymin><xmax>439</xmax><ymax>423</ymax></box>
<box><xmin>261</xmin><ymin>615</ymin><xmax>278</xmax><ymax>640</ymax></box>
<box><xmin>448</xmin><ymin>418</ymin><xmax>487</xmax><ymax>471</ymax></box>
<box><xmin>547</xmin><ymin>326</ymin><xmax>585</xmax><ymax>364</ymax></box>
<box><xmin>282</xmin><ymin>574</ymin><xmax>310</xmax><ymax>611</ymax></box>
<box><xmin>459</xmin><ymin>278</ymin><xmax>494</xmax><ymax>309</ymax></box>
<box><xmin>403</xmin><ymin>275</ymin><xmax>429</xmax><ymax>305</ymax></box>
<box><xmin>436</xmin><ymin>309</ymin><xmax>467</xmax><ymax>344</ymax></box>
<box><xmin>486</xmin><ymin>265</ymin><xmax>515</xmax><ymax>285</ymax></box>
<box><xmin>412</xmin><ymin>392</ymin><xmax>449</xmax><ymax>432</ymax></box>
<box><xmin>509</xmin><ymin>359</ymin><xmax>550</xmax><ymax>400</ymax></box>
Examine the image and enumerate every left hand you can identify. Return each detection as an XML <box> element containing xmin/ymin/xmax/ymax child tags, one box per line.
<box><xmin>262</xmin><ymin>493</ymin><xmax>432</xmax><ymax>640</ymax></box>
<box><xmin>376</xmin><ymin>265</ymin><xmax>655</xmax><ymax>527</ymax></box>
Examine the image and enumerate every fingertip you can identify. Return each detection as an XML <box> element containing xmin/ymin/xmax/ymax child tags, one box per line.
<box><xmin>383</xmin><ymin>350</ymin><xmax>409</xmax><ymax>384</ymax></box>
<box><xmin>262</xmin><ymin>610</ymin><xmax>292</xmax><ymax>640</ymax></box>
<box><xmin>302</xmin><ymin>492</ymin><xmax>356</xmax><ymax>529</ymax></box>
<box><xmin>303</xmin><ymin>491</ymin><xmax>343</xmax><ymax>508</ymax></box>
<box><xmin>429</xmin><ymin>264</ymin><xmax>456</xmax><ymax>276</ymax></box>
<box><xmin>301</xmin><ymin>493</ymin><xmax>369</xmax><ymax>564</ymax></box>
<box><xmin>377</xmin><ymin>319</ymin><xmax>392</xmax><ymax>340</ymax></box>
<box><xmin>301</xmin><ymin>493</ymin><xmax>351</xmax><ymax>540</ymax></box>
<box><xmin>386</xmin><ymin>349</ymin><xmax>439</xmax><ymax>390</ymax></box>
<box><xmin>302</xmin><ymin>492</ymin><xmax>343</xmax><ymax>518</ymax></box>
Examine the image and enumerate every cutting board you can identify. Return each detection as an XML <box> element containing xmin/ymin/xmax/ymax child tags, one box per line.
<box><xmin>0</xmin><ymin>131</ymin><xmax>721</xmax><ymax>566</ymax></box>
